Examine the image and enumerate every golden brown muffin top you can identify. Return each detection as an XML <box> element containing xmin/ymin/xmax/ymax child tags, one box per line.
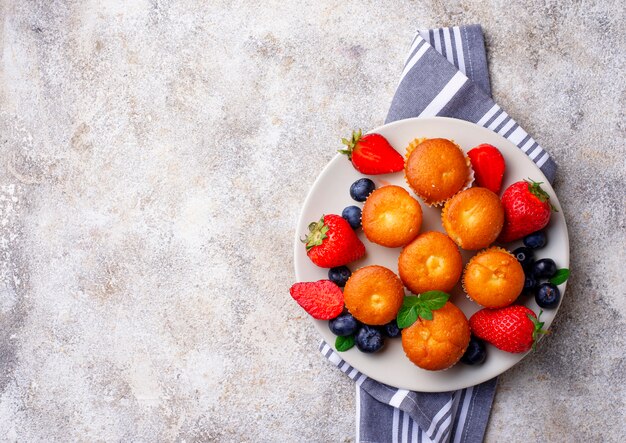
<box><xmin>398</xmin><ymin>231</ymin><xmax>463</xmax><ymax>294</ymax></box>
<box><xmin>344</xmin><ymin>265</ymin><xmax>405</xmax><ymax>326</ymax></box>
<box><xmin>401</xmin><ymin>301</ymin><xmax>470</xmax><ymax>371</ymax></box>
<box><xmin>463</xmin><ymin>247</ymin><xmax>525</xmax><ymax>308</ymax></box>
<box><xmin>362</xmin><ymin>185</ymin><xmax>423</xmax><ymax>248</ymax></box>
<box><xmin>442</xmin><ymin>187</ymin><xmax>504</xmax><ymax>250</ymax></box>
<box><xmin>405</xmin><ymin>138</ymin><xmax>470</xmax><ymax>205</ymax></box>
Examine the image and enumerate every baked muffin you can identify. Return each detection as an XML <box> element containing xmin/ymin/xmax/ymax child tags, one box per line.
<box><xmin>344</xmin><ymin>265</ymin><xmax>404</xmax><ymax>325</ymax></box>
<box><xmin>362</xmin><ymin>185</ymin><xmax>423</xmax><ymax>248</ymax></box>
<box><xmin>463</xmin><ymin>247</ymin><xmax>525</xmax><ymax>308</ymax></box>
<box><xmin>405</xmin><ymin>138</ymin><xmax>472</xmax><ymax>205</ymax></box>
<box><xmin>401</xmin><ymin>301</ymin><xmax>470</xmax><ymax>371</ymax></box>
<box><xmin>398</xmin><ymin>231</ymin><xmax>463</xmax><ymax>294</ymax></box>
<box><xmin>442</xmin><ymin>187</ymin><xmax>504</xmax><ymax>250</ymax></box>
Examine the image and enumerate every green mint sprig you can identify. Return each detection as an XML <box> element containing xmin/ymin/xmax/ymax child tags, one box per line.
<box><xmin>396</xmin><ymin>291</ymin><xmax>450</xmax><ymax>329</ymax></box>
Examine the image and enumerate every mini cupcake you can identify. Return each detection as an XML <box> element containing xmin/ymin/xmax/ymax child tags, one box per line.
<box><xmin>463</xmin><ymin>247</ymin><xmax>525</xmax><ymax>308</ymax></box>
<box><xmin>442</xmin><ymin>187</ymin><xmax>504</xmax><ymax>250</ymax></box>
<box><xmin>398</xmin><ymin>231</ymin><xmax>463</xmax><ymax>294</ymax></box>
<box><xmin>344</xmin><ymin>265</ymin><xmax>405</xmax><ymax>325</ymax></box>
<box><xmin>404</xmin><ymin>138</ymin><xmax>473</xmax><ymax>206</ymax></box>
<box><xmin>362</xmin><ymin>185</ymin><xmax>423</xmax><ymax>248</ymax></box>
<box><xmin>401</xmin><ymin>301</ymin><xmax>470</xmax><ymax>371</ymax></box>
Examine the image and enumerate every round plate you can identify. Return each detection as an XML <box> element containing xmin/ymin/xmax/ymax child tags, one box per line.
<box><xmin>293</xmin><ymin>117</ymin><xmax>569</xmax><ymax>392</ymax></box>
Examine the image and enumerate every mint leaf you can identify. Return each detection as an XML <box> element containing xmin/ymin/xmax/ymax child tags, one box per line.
<box><xmin>397</xmin><ymin>292</ymin><xmax>450</xmax><ymax>327</ymax></box>
<box><xmin>402</xmin><ymin>295</ymin><xmax>421</xmax><ymax>308</ymax></box>
<box><xmin>397</xmin><ymin>305</ymin><xmax>419</xmax><ymax>328</ymax></box>
<box><xmin>418</xmin><ymin>308</ymin><xmax>433</xmax><ymax>321</ymax></box>
<box><xmin>335</xmin><ymin>335</ymin><xmax>355</xmax><ymax>352</ymax></box>
<box><xmin>418</xmin><ymin>291</ymin><xmax>449</xmax><ymax>311</ymax></box>
<box><xmin>550</xmin><ymin>268</ymin><xmax>570</xmax><ymax>285</ymax></box>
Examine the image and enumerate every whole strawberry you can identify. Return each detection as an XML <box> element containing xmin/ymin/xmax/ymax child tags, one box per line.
<box><xmin>498</xmin><ymin>180</ymin><xmax>555</xmax><ymax>243</ymax></box>
<box><xmin>469</xmin><ymin>305</ymin><xmax>547</xmax><ymax>353</ymax></box>
<box><xmin>339</xmin><ymin>130</ymin><xmax>404</xmax><ymax>175</ymax></box>
<box><xmin>289</xmin><ymin>280</ymin><xmax>344</xmax><ymax>320</ymax></box>
<box><xmin>303</xmin><ymin>215</ymin><xmax>365</xmax><ymax>268</ymax></box>
<box><xmin>467</xmin><ymin>144</ymin><xmax>505</xmax><ymax>194</ymax></box>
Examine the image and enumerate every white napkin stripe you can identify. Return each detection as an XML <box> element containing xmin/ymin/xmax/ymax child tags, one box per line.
<box><xmin>392</xmin><ymin>407</ymin><xmax>400</xmax><ymax>443</ymax></box>
<box><xmin>389</xmin><ymin>389</ymin><xmax>410</xmax><ymax>408</ymax></box>
<box><xmin>476</xmin><ymin>103</ymin><xmax>500</xmax><ymax>126</ymax></box>
<box><xmin>399</xmin><ymin>40</ymin><xmax>429</xmax><ymax>85</ymax></box>
<box><xmin>537</xmin><ymin>151</ymin><xmax>550</xmax><ymax>167</ymax></box>
<box><xmin>418</xmin><ymin>71</ymin><xmax>468</xmax><ymax>117</ymax></box>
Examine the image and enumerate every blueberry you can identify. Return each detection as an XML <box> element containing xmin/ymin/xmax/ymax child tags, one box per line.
<box><xmin>329</xmin><ymin>313</ymin><xmax>359</xmax><ymax>336</ymax></box>
<box><xmin>523</xmin><ymin>275</ymin><xmax>537</xmax><ymax>294</ymax></box>
<box><xmin>513</xmin><ymin>247</ymin><xmax>534</xmax><ymax>269</ymax></box>
<box><xmin>532</xmin><ymin>258</ymin><xmax>557</xmax><ymax>279</ymax></box>
<box><xmin>355</xmin><ymin>325</ymin><xmax>384</xmax><ymax>353</ymax></box>
<box><xmin>535</xmin><ymin>282</ymin><xmax>561</xmax><ymax>309</ymax></box>
<box><xmin>350</xmin><ymin>178</ymin><xmax>376</xmax><ymax>202</ymax></box>
<box><xmin>341</xmin><ymin>206</ymin><xmax>362</xmax><ymax>229</ymax></box>
<box><xmin>461</xmin><ymin>336</ymin><xmax>487</xmax><ymax>365</ymax></box>
<box><xmin>381</xmin><ymin>320</ymin><xmax>401</xmax><ymax>338</ymax></box>
<box><xmin>523</xmin><ymin>231</ymin><xmax>547</xmax><ymax>249</ymax></box>
<box><xmin>328</xmin><ymin>266</ymin><xmax>351</xmax><ymax>287</ymax></box>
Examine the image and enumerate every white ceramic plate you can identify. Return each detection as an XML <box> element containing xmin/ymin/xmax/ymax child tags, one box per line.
<box><xmin>293</xmin><ymin>117</ymin><xmax>569</xmax><ymax>392</ymax></box>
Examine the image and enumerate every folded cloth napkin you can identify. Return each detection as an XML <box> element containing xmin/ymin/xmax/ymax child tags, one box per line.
<box><xmin>321</xmin><ymin>24</ymin><xmax>557</xmax><ymax>443</ymax></box>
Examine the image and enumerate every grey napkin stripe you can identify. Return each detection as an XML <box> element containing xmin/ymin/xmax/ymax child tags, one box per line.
<box><xmin>387</xmin><ymin>25</ymin><xmax>557</xmax><ymax>183</ymax></box>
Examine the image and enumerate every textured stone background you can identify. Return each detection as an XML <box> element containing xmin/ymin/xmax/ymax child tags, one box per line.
<box><xmin>0</xmin><ymin>0</ymin><xmax>624</xmax><ymax>441</ymax></box>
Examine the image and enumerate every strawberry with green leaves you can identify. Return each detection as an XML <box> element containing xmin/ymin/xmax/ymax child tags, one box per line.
<box><xmin>498</xmin><ymin>180</ymin><xmax>556</xmax><ymax>243</ymax></box>
<box><xmin>469</xmin><ymin>305</ymin><xmax>547</xmax><ymax>353</ymax></box>
<box><xmin>339</xmin><ymin>130</ymin><xmax>404</xmax><ymax>175</ymax></box>
<box><xmin>303</xmin><ymin>215</ymin><xmax>365</xmax><ymax>268</ymax></box>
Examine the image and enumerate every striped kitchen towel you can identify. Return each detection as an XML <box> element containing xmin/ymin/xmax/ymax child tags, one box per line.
<box><xmin>321</xmin><ymin>24</ymin><xmax>557</xmax><ymax>443</ymax></box>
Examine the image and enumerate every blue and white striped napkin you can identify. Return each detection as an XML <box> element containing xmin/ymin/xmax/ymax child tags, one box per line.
<box><xmin>321</xmin><ymin>24</ymin><xmax>557</xmax><ymax>443</ymax></box>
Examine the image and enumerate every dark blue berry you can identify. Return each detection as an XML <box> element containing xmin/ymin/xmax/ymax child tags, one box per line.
<box><xmin>523</xmin><ymin>231</ymin><xmax>547</xmax><ymax>249</ymax></box>
<box><xmin>329</xmin><ymin>313</ymin><xmax>359</xmax><ymax>336</ymax></box>
<box><xmin>532</xmin><ymin>258</ymin><xmax>557</xmax><ymax>279</ymax></box>
<box><xmin>341</xmin><ymin>206</ymin><xmax>362</xmax><ymax>229</ymax></box>
<box><xmin>328</xmin><ymin>266</ymin><xmax>351</xmax><ymax>287</ymax></box>
<box><xmin>535</xmin><ymin>282</ymin><xmax>561</xmax><ymax>309</ymax></box>
<box><xmin>523</xmin><ymin>275</ymin><xmax>537</xmax><ymax>294</ymax></box>
<box><xmin>350</xmin><ymin>178</ymin><xmax>375</xmax><ymax>202</ymax></box>
<box><xmin>513</xmin><ymin>247</ymin><xmax>534</xmax><ymax>269</ymax></box>
<box><xmin>355</xmin><ymin>325</ymin><xmax>384</xmax><ymax>353</ymax></box>
<box><xmin>461</xmin><ymin>336</ymin><xmax>487</xmax><ymax>365</ymax></box>
<box><xmin>381</xmin><ymin>320</ymin><xmax>401</xmax><ymax>338</ymax></box>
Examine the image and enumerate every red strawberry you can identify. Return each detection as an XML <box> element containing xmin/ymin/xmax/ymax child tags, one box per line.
<box><xmin>467</xmin><ymin>144</ymin><xmax>506</xmax><ymax>193</ymax></box>
<box><xmin>469</xmin><ymin>305</ymin><xmax>547</xmax><ymax>353</ymax></box>
<box><xmin>302</xmin><ymin>215</ymin><xmax>366</xmax><ymax>268</ymax></box>
<box><xmin>289</xmin><ymin>280</ymin><xmax>344</xmax><ymax>320</ymax></box>
<box><xmin>339</xmin><ymin>130</ymin><xmax>404</xmax><ymax>175</ymax></box>
<box><xmin>498</xmin><ymin>180</ymin><xmax>555</xmax><ymax>243</ymax></box>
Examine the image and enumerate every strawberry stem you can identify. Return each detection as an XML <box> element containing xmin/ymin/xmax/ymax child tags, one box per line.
<box><xmin>528</xmin><ymin>309</ymin><xmax>549</xmax><ymax>351</ymax></box>
<box><xmin>302</xmin><ymin>216</ymin><xmax>329</xmax><ymax>251</ymax></box>
<box><xmin>338</xmin><ymin>129</ymin><xmax>363</xmax><ymax>160</ymax></box>
<box><xmin>525</xmin><ymin>179</ymin><xmax>559</xmax><ymax>212</ymax></box>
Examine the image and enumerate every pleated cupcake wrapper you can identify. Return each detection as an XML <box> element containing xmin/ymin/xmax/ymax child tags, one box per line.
<box><xmin>403</xmin><ymin>137</ymin><xmax>475</xmax><ymax>207</ymax></box>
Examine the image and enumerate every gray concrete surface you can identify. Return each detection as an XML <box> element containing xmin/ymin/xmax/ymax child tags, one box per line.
<box><xmin>0</xmin><ymin>0</ymin><xmax>624</xmax><ymax>441</ymax></box>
